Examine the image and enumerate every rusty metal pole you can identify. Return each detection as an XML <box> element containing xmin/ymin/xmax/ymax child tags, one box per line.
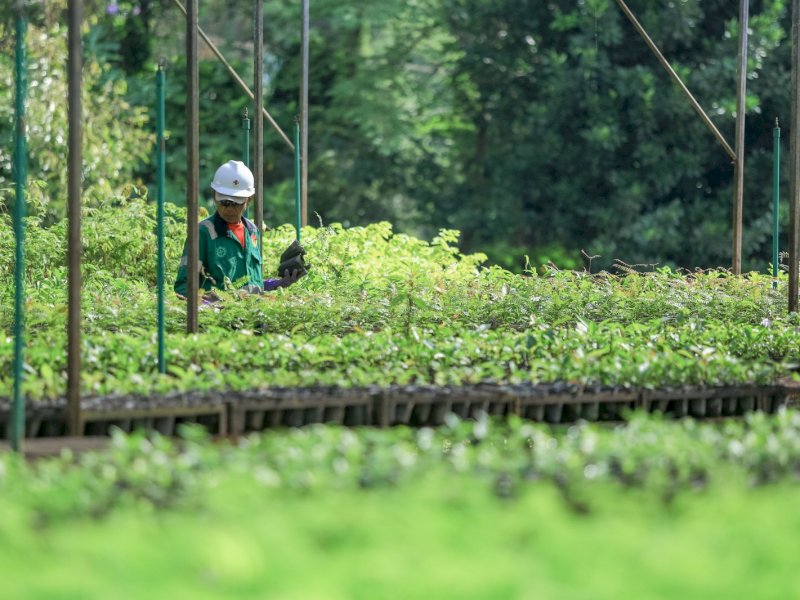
<box><xmin>300</xmin><ymin>0</ymin><xmax>309</xmax><ymax>226</ymax></box>
<box><xmin>732</xmin><ymin>0</ymin><xmax>749</xmax><ymax>275</ymax></box>
<box><xmin>790</xmin><ymin>0</ymin><xmax>800</xmax><ymax>312</ymax></box>
<box><xmin>67</xmin><ymin>0</ymin><xmax>83</xmax><ymax>437</ymax></box>
<box><xmin>186</xmin><ymin>0</ymin><xmax>199</xmax><ymax>333</ymax></box>
<box><xmin>254</xmin><ymin>0</ymin><xmax>264</xmax><ymax>256</ymax></box>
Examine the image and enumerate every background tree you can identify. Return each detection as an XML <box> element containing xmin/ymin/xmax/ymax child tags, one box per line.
<box><xmin>0</xmin><ymin>0</ymin><xmax>152</xmax><ymax>222</ymax></box>
<box><xmin>436</xmin><ymin>0</ymin><xmax>790</xmax><ymax>270</ymax></box>
<box><xmin>0</xmin><ymin>0</ymin><xmax>793</xmax><ymax>271</ymax></box>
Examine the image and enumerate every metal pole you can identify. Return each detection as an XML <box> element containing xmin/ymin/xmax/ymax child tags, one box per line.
<box><xmin>156</xmin><ymin>64</ymin><xmax>167</xmax><ymax>373</ymax></box>
<box><xmin>774</xmin><ymin>119</ymin><xmax>781</xmax><ymax>290</ymax></box>
<box><xmin>11</xmin><ymin>6</ymin><xmax>28</xmax><ymax>452</ymax></box>
<box><xmin>789</xmin><ymin>0</ymin><xmax>800</xmax><ymax>312</ymax></box>
<box><xmin>732</xmin><ymin>0</ymin><xmax>749</xmax><ymax>275</ymax></box>
<box><xmin>300</xmin><ymin>0</ymin><xmax>309</xmax><ymax>227</ymax></box>
<box><xmin>254</xmin><ymin>0</ymin><xmax>264</xmax><ymax>257</ymax></box>
<box><xmin>294</xmin><ymin>117</ymin><xmax>302</xmax><ymax>242</ymax></box>
<box><xmin>242</xmin><ymin>107</ymin><xmax>251</xmax><ymax>167</ymax></box>
<box><xmin>186</xmin><ymin>0</ymin><xmax>199</xmax><ymax>333</ymax></box>
<box><xmin>170</xmin><ymin>0</ymin><xmax>294</xmax><ymax>152</ymax></box>
<box><xmin>67</xmin><ymin>0</ymin><xmax>83</xmax><ymax>437</ymax></box>
<box><xmin>613</xmin><ymin>0</ymin><xmax>736</xmax><ymax>161</ymax></box>
<box><xmin>242</xmin><ymin>107</ymin><xmax>251</xmax><ymax>220</ymax></box>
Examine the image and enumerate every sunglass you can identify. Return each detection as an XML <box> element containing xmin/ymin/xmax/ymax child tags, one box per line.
<box><xmin>217</xmin><ymin>199</ymin><xmax>244</xmax><ymax>207</ymax></box>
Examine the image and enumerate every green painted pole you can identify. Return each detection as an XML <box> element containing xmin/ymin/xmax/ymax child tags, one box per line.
<box><xmin>242</xmin><ymin>107</ymin><xmax>251</xmax><ymax>167</ymax></box>
<box><xmin>774</xmin><ymin>119</ymin><xmax>781</xmax><ymax>289</ymax></box>
<box><xmin>12</xmin><ymin>9</ymin><xmax>28</xmax><ymax>452</ymax></box>
<box><xmin>294</xmin><ymin>117</ymin><xmax>302</xmax><ymax>242</ymax></box>
<box><xmin>242</xmin><ymin>108</ymin><xmax>250</xmax><ymax>220</ymax></box>
<box><xmin>156</xmin><ymin>64</ymin><xmax>166</xmax><ymax>373</ymax></box>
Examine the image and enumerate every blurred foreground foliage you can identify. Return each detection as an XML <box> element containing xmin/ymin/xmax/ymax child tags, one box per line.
<box><xmin>1</xmin><ymin>414</ymin><xmax>800</xmax><ymax>598</ymax></box>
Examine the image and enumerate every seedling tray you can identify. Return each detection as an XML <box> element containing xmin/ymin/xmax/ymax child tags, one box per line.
<box><xmin>0</xmin><ymin>383</ymin><xmax>791</xmax><ymax>438</ymax></box>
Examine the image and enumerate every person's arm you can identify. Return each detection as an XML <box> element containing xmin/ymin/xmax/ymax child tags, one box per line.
<box><xmin>262</xmin><ymin>278</ymin><xmax>282</xmax><ymax>292</ymax></box>
<box><xmin>174</xmin><ymin>227</ymin><xmax>209</xmax><ymax>297</ymax></box>
<box><xmin>263</xmin><ymin>269</ymin><xmax>302</xmax><ymax>291</ymax></box>
<box><xmin>174</xmin><ymin>238</ymin><xmax>190</xmax><ymax>297</ymax></box>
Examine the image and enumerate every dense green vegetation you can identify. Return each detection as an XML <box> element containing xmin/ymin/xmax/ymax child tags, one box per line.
<box><xmin>2</xmin><ymin>414</ymin><xmax>800</xmax><ymax>598</ymax></box>
<box><xmin>0</xmin><ymin>0</ymin><xmax>794</xmax><ymax>269</ymax></box>
<box><xmin>2</xmin><ymin>5</ymin><xmax>798</xmax><ymax>597</ymax></box>
<box><xmin>0</xmin><ymin>199</ymin><xmax>797</xmax><ymax>400</ymax></box>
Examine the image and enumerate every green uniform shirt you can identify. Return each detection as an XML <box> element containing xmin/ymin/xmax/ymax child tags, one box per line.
<box><xmin>174</xmin><ymin>212</ymin><xmax>263</xmax><ymax>296</ymax></box>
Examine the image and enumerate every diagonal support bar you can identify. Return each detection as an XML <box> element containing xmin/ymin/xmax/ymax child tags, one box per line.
<box><xmin>613</xmin><ymin>0</ymin><xmax>736</xmax><ymax>162</ymax></box>
<box><xmin>172</xmin><ymin>0</ymin><xmax>294</xmax><ymax>152</ymax></box>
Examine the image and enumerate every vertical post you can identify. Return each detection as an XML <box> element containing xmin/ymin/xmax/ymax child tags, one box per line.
<box><xmin>186</xmin><ymin>0</ymin><xmax>199</xmax><ymax>333</ymax></box>
<box><xmin>242</xmin><ymin>107</ymin><xmax>251</xmax><ymax>220</ymax></box>
<box><xmin>242</xmin><ymin>107</ymin><xmax>251</xmax><ymax>168</ymax></box>
<box><xmin>67</xmin><ymin>0</ymin><xmax>83</xmax><ymax>437</ymax></box>
<box><xmin>294</xmin><ymin>117</ymin><xmax>302</xmax><ymax>242</ymax></box>
<box><xmin>732</xmin><ymin>0</ymin><xmax>749</xmax><ymax>275</ymax></box>
<box><xmin>790</xmin><ymin>0</ymin><xmax>800</xmax><ymax>312</ymax></box>
<box><xmin>300</xmin><ymin>0</ymin><xmax>309</xmax><ymax>227</ymax></box>
<box><xmin>156</xmin><ymin>64</ymin><xmax>167</xmax><ymax>373</ymax></box>
<box><xmin>11</xmin><ymin>6</ymin><xmax>28</xmax><ymax>452</ymax></box>
<box><xmin>773</xmin><ymin>119</ymin><xmax>781</xmax><ymax>290</ymax></box>
<box><xmin>254</xmin><ymin>0</ymin><xmax>264</xmax><ymax>255</ymax></box>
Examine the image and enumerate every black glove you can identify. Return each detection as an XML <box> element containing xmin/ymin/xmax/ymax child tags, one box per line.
<box><xmin>280</xmin><ymin>240</ymin><xmax>306</xmax><ymax>263</ymax></box>
<box><xmin>277</xmin><ymin>251</ymin><xmax>309</xmax><ymax>278</ymax></box>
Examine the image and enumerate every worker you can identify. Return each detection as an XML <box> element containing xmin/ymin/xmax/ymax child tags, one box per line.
<box><xmin>174</xmin><ymin>160</ymin><xmax>304</xmax><ymax>298</ymax></box>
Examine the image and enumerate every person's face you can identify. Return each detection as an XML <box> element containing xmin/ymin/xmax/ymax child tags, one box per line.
<box><xmin>215</xmin><ymin>195</ymin><xmax>250</xmax><ymax>224</ymax></box>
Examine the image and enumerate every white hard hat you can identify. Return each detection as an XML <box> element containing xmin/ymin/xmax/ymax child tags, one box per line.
<box><xmin>210</xmin><ymin>160</ymin><xmax>255</xmax><ymax>198</ymax></box>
